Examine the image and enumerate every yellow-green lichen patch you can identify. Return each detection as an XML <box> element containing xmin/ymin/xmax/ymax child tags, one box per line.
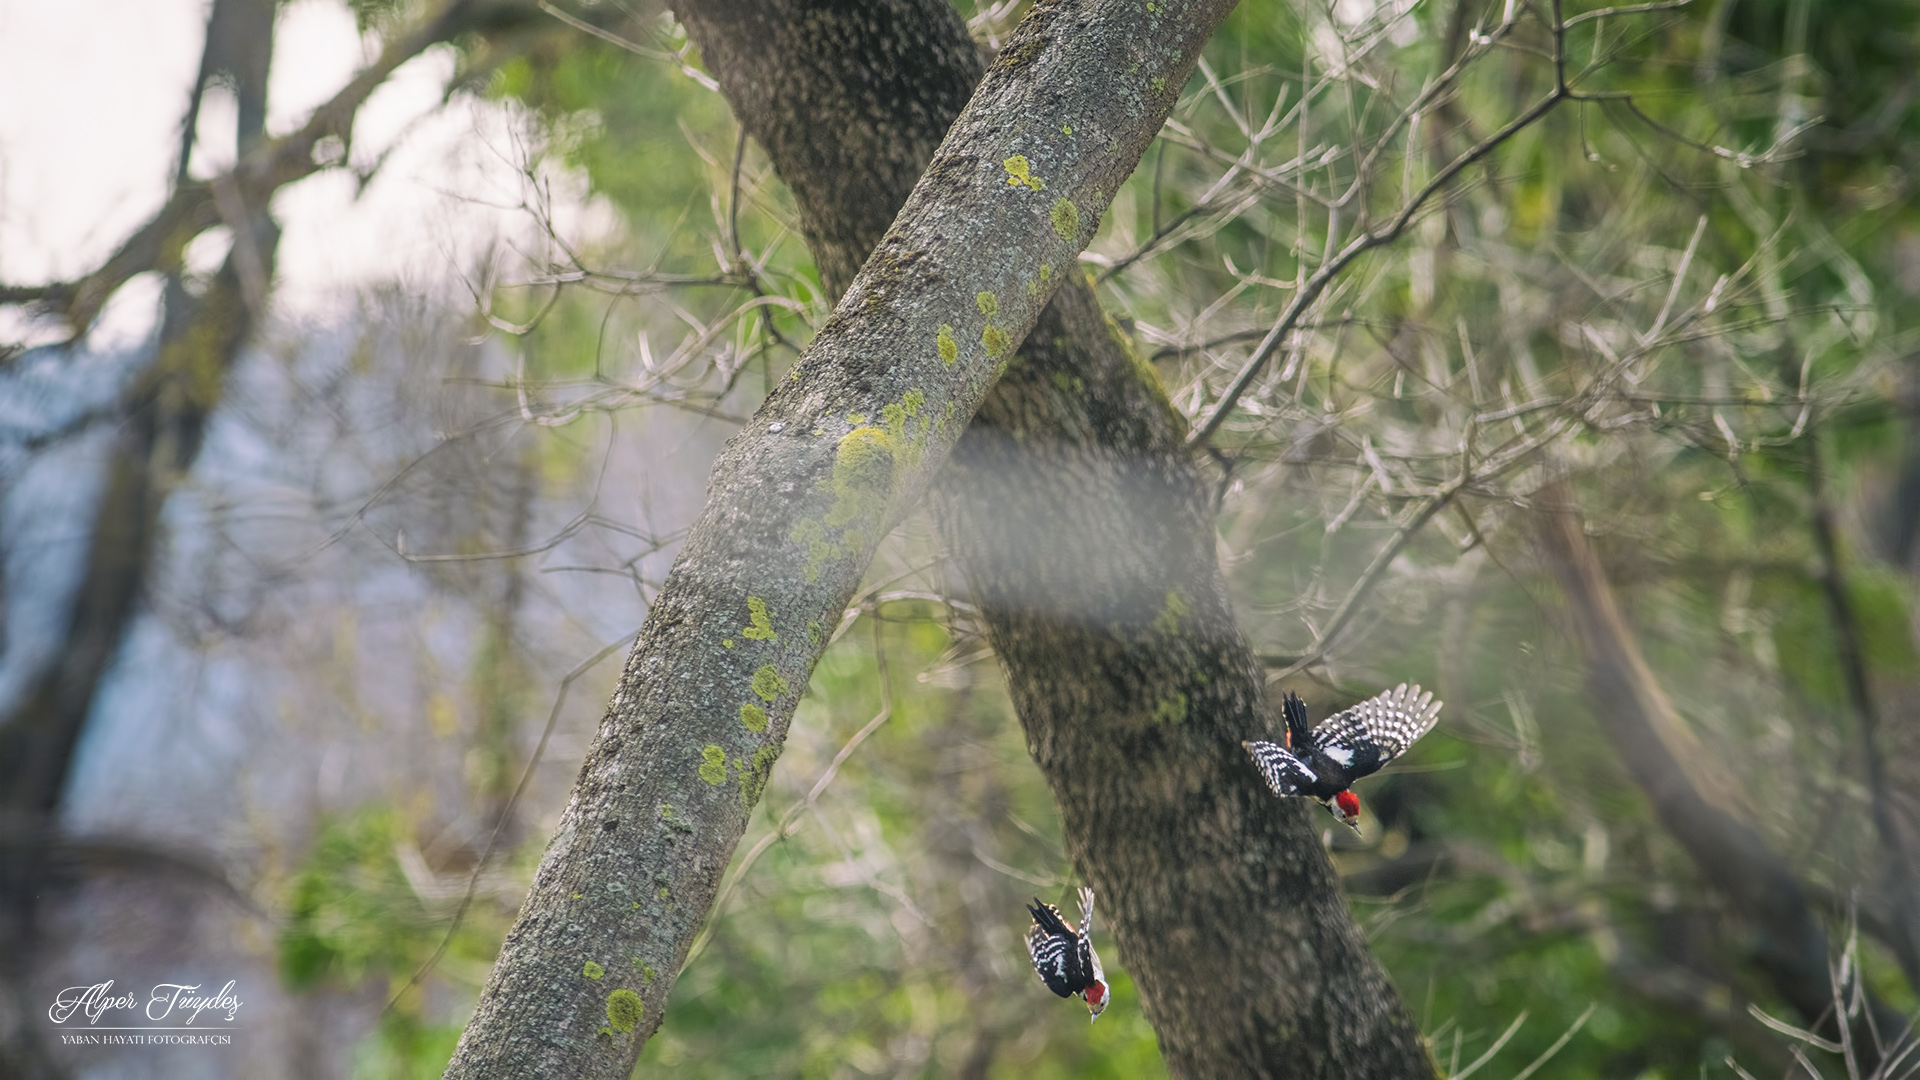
<box><xmin>1040</xmin><ymin>262</ymin><xmax>1053</xmax><ymax>283</ymax></box>
<box><xmin>739</xmin><ymin>744</ymin><xmax>782</xmax><ymax>810</ymax></box>
<box><xmin>806</xmin><ymin>620</ymin><xmax>823</xmax><ymax>645</ymax></box>
<box><xmin>583</xmin><ymin>960</ymin><xmax>605</xmax><ymax>980</ymax></box>
<box><xmin>1052</xmin><ymin>372</ymin><xmax>1086</xmax><ymax>393</ymax></box>
<box><xmin>698</xmin><ymin>744</ymin><xmax>728</xmax><ymax>786</ymax></box>
<box><xmin>752</xmin><ymin>665</ymin><xmax>789</xmax><ymax>702</ymax></box>
<box><xmin>937</xmin><ymin>323</ymin><xmax>958</xmax><ymax>364</ymax></box>
<box><xmin>976</xmin><ymin>291</ymin><xmax>1000</xmax><ymax>319</ymax></box>
<box><xmin>982</xmin><ymin>324</ymin><xmax>1012</xmax><ymax>357</ymax></box>
<box><xmin>793</xmin><ymin>425</ymin><xmax>898</xmax><ymax>582</ymax></box>
<box><xmin>740</xmin><ymin>702</ymin><xmax>769</xmax><ymax>732</ymax></box>
<box><xmin>847</xmin><ymin>412</ymin><xmax>869</xmax><ymax>426</ymax></box>
<box><xmin>1153</xmin><ymin>589</ymin><xmax>1192</xmax><ymax>636</ymax></box>
<box><xmin>1050</xmin><ymin>198</ymin><xmax>1080</xmax><ymax>241</ymax></box>
<box><xmin>788</xmin><ymin>519</ymin><xmax>837</xmax><ymax>583</ymax></box>
<box><xmin>743</xmin><ymin>596</ymin><xmax>777</xmax><ymax>641</ymax></box>
<box><xmin>1150</xmin><ymin>75</ymin><xmax>1167</xmax><ymax>92</ymax></box>
<box><xmin>1002</xmin><ymin>155</ymin><xmax>1047</xmax><ymax>192</ymax></box>
<box><xmin>1062</xmin><ymin>123</ymin><xmax>1074</xmax><ymax>134</ymax></box>
<box><xmin>722</xmin><ymin>639</ymin><xmax>734</xmax><ymax>649</ymax></box>
<box><xmin>606</xmin><ymin>989</ymin><xmax>644</xmax><ymax>1033</ymax></box>
<box><xmin>881</xmin><ymin>388</ymin><xmax>927</xmax><ymax>444</ymax></box>
<box><xmin>826</xmin><ymin>428</ymin><xmax>894</xmax><ymax>526</ymax></box>
<box><xmin>1150</xmin><ymin>692</ymin><xmax>1189</xmax><ymax>724</ymax></box>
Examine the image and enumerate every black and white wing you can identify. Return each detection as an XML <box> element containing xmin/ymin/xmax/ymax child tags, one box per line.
<box><xmin>1075</xmin><ymin>887</ymin><xmax>1103</xmax><ymax>984</ymax></box>
<box><xmin>1307</xmin><ymin>683</ymin><xmax>1442</xmax><ymax>782</ymax></box>
<box><xmin>1026</xmin><ymin>899</ymin><xmax>1088</xmax><ymax>998</ymax></box>
<box><xmin>1242</xmin><ymin>739</ymin><xmax>1318</xmax><ymax>796</ymax></box>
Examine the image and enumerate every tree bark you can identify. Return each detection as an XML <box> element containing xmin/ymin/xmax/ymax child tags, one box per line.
<box><xmin>443</xmin><ymin>3</ymin><xmax>1247</xmax><ymax>1075</ymax></box>
<box><xmin>673</xmin><ymin>3</ymin><xmax>1434</xmax><ymax>1076</ymax></box>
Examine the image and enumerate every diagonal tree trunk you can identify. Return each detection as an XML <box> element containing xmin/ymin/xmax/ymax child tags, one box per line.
<box><xmin>443</xmin><ymin>3</ymin><xmax>1260</xmax><ymax>1075</ymax></box>
<box><xmin>1530</xmin><ymin>480</ymin><xmax>1906</xmax><ymax>1069</ymax></box>
<box><xmin>672</xmin><ymin>3</ymin><xmax>1433</xmax><ymax>1076</ymax></box>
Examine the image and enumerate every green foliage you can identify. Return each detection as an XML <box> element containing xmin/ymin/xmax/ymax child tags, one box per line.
<box><xmin>282</xmin><ymin>809</ymin><xmax>433</xmax><ymax>989</ymax></box>
<box><xmin>278</xmin><ymin>807</ymin><xmax>511</xmax><ymax>1078</ymax></box>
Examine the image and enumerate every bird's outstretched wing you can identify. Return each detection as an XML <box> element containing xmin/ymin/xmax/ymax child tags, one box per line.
<box><xmin>1026</xmin><ymin>899</ymin><xmax>1088</xmax><ymax>997</ymax></box>
<box><xmin>1075</xmin><ymin>887</ymin><xmax>1101</xmax><ymax>981</ymax></box>
<box><xmin>1308</xmin><ymin>683</ymin><xmax>1441</xmax><ymax>781</ymax></box>
<box><xmin>1242</xmin><ymin>740</ymin><xmax>1318</xmax><ymax>796</ymax></box>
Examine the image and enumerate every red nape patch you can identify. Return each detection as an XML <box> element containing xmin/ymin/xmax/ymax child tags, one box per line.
<box><xmin>1086</xmin><ymin>982</ymin><xmax>1107</xmax><ymax>1006</ymax></box>
<box><xmin>1335</xmin><ymin>790</ymin><xmax>1361</xmax><ymax>818</ymax></box>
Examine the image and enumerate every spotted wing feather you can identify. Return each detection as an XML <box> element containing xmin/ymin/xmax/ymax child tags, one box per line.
<box><xmin>1075</xmin><ymin>887</ymin><xmax>1104</xmax><ymax>986</ymax></box>
<box><xmin>1307</xmin><ymin>683</ymin><xmax>1441</xmax><ymax>781</ymax></box>
<box><xmin>1243</xmin><ymin>739</ymin><xmax>1318</xmax><ymax>797</ymax></box>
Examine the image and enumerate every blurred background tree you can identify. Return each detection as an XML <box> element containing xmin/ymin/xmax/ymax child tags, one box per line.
<box><xmin>1</xmin><ymin>0</ymin><xmax>1917</xmax><ymax>1076</ymax></box>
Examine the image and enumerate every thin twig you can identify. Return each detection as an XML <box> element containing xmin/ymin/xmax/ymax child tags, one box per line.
<box><xmin>1189</xmin><ymin>3</ymin><xmax>1574</xmax><ymax>448</ymax></box>
<box><xmin>1449</xmin><ymin>1010</ymin><xmax>1527</xmax><ymax>1079</ymax></box>
<box><xmin>1509</xmin><ymin>1003</ymin><xmax>1597</xmax><ymax>1080</ymax></box>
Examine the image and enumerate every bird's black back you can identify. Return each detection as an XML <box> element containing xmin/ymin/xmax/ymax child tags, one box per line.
<box><xmin>1026</xmin><ymin>899</ymin><xmax>1094</xmax><ymax>997</ymax></box>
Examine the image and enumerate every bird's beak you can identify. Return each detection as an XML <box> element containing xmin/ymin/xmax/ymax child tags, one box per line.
<box><xmin>1325</xmin><ymin>801</ymin><xmax>1362</xmax><ymax>834</ymax></box>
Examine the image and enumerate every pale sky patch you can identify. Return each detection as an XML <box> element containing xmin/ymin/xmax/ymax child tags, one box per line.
<box><xmin>0</xmin><ymin>0</ymin><xmax>614</xmax><ymax>342</ymax></box>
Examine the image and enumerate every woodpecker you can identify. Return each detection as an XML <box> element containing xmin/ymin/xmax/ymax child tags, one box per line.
<box><xmin>1242</xmin><ymin>683</ymin><xmax>1442</xmax><ymax>834</ymax></box>
<box><xmin>1025</xmin><ymin>887</ymin><xmax>1109</xmax><ymax>1021</ymax></box>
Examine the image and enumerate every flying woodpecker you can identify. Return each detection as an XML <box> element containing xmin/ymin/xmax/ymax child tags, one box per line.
<box><xmin>1242</xmin><ymin>683</ymin><xmax>1442</xmax><ymax>834</ymax></box>
<box><xmin>1025</xmin><ymin>887</ymin><xmax>1109</xmax><ymax>1021</ymax></box>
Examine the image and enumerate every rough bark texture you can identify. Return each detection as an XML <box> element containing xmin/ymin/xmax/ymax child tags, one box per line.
<box><xmin>443</xmin><ymin>3</ymin><xmax>1241</xmax><ymax>1075</ymax></box>
<box><xmin>1531</xmin><ymin>482</ymin><xmax>1904</xmax><ymax>1067</ymax></box>
<box><xmin>676</xmin><ymin>3</ymin><xmax>1433</xmax><ymax>1077</ymax></box>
